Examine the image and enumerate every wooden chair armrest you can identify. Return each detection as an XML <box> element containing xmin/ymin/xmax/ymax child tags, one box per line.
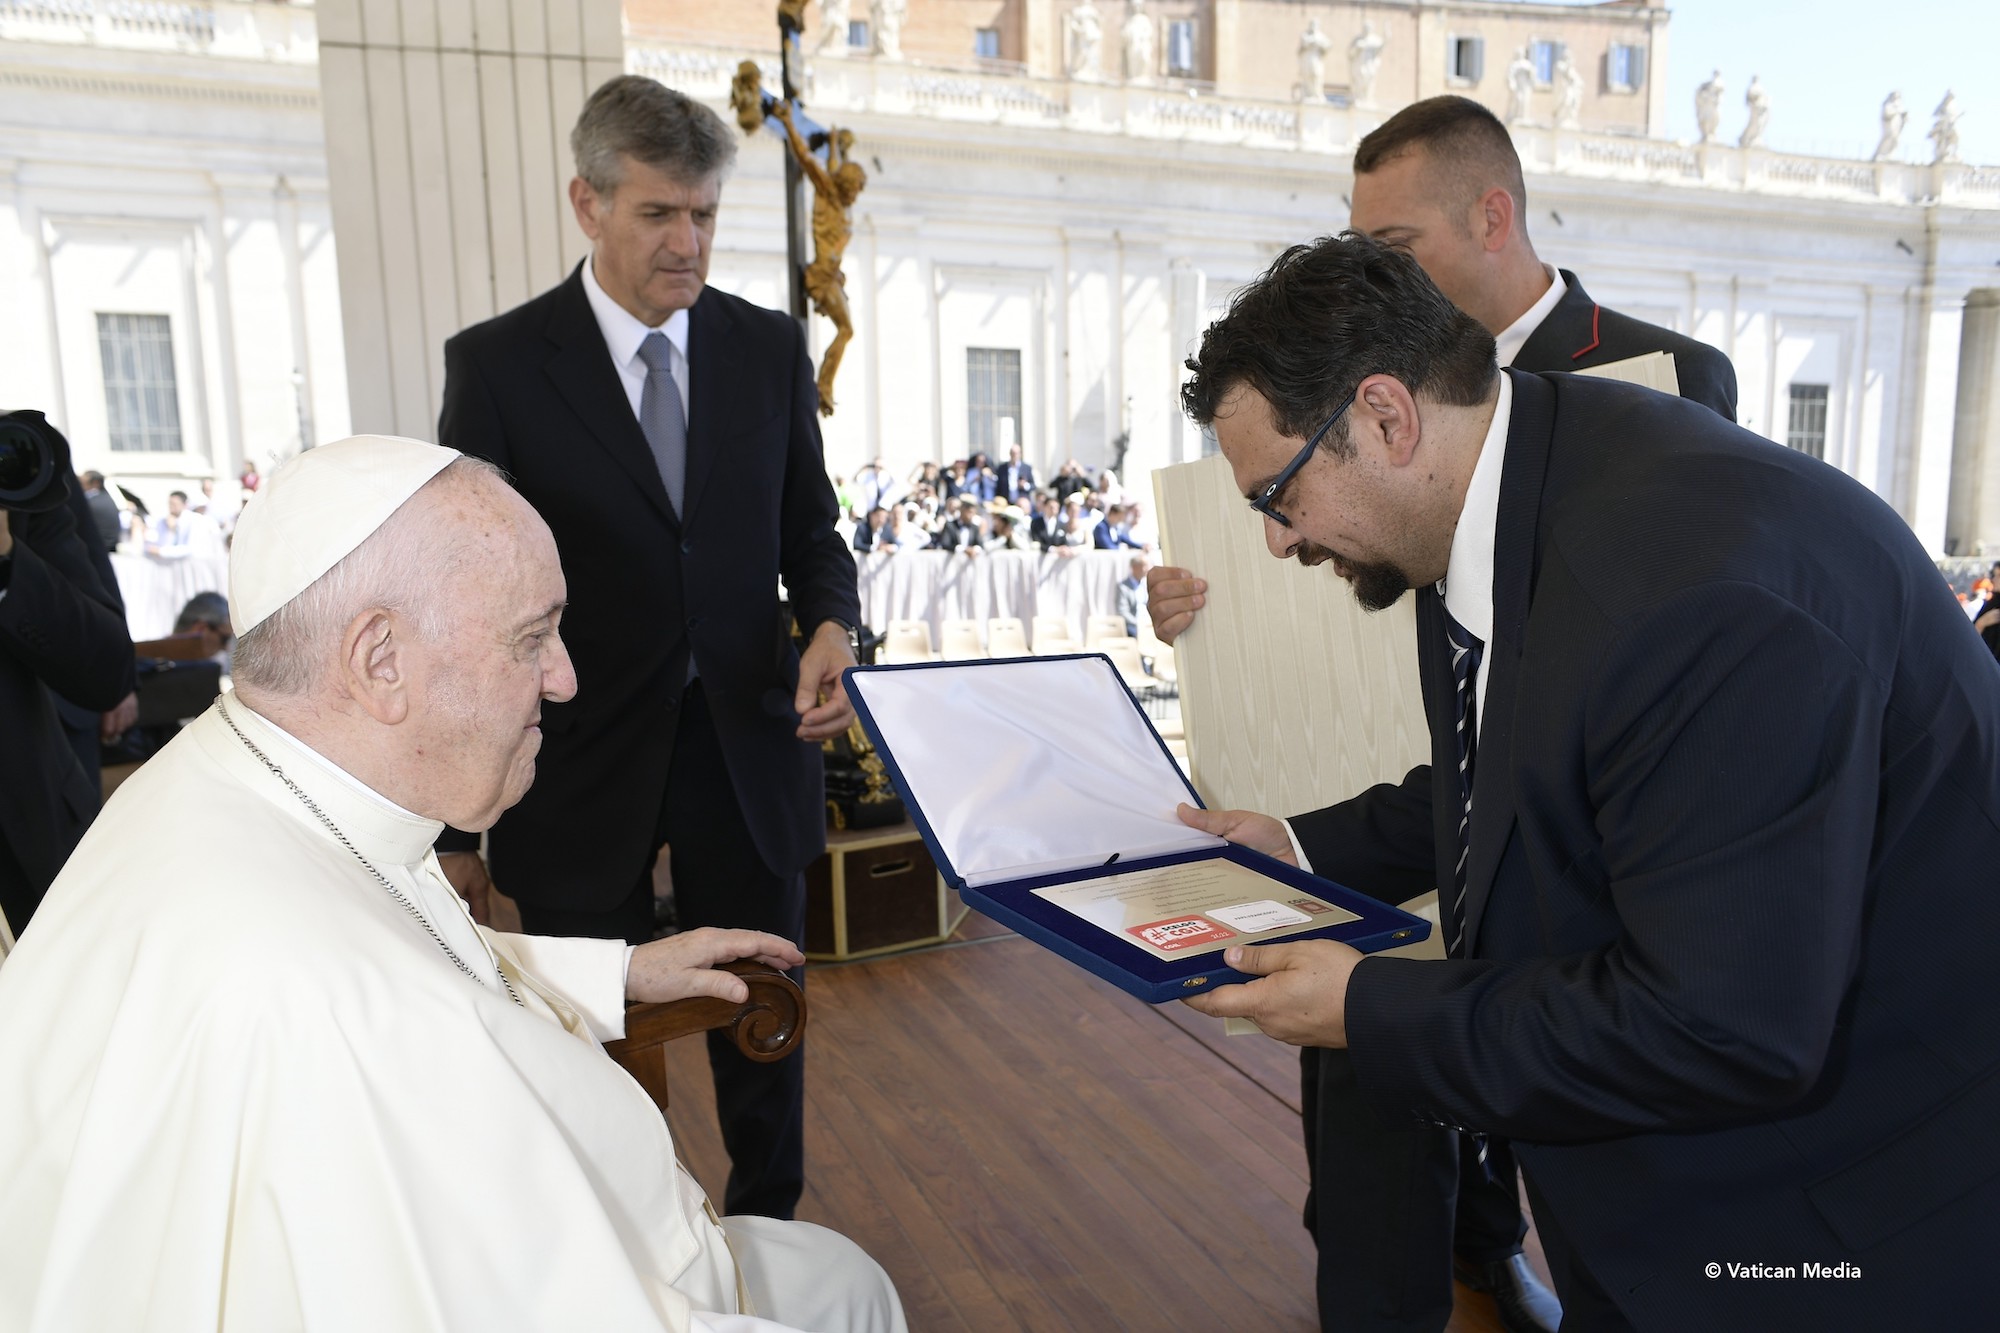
<box><xmin>603</xmin><ymin>961</ymin><xmax>807</xmax><ymax>1113</ymax></box>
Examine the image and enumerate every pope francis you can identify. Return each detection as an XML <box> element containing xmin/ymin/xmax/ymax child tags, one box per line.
<box><xmin>0</xmin><ymin>436</ymin><xmax>906</xmax><ymax>1333</ymax></box>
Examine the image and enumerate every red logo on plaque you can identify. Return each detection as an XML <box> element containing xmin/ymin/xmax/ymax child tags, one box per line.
<box><xmin>1132</xmin><ymin>917</ymin><xmax>1236</xmax><ymax>951</ymax></box>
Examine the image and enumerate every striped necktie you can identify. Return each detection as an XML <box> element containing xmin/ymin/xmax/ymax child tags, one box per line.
<box><xmin>1442</xmin><ymin>608</ymin><xmax>1483</xmax><ymax>960</ymax></box>
<box><xmin>636</xmin><ymin>331</ymin><xmax>687</xmax><ymax>520</ymax></box>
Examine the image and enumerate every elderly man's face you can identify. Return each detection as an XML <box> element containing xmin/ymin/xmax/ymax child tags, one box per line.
<box><xmin>410</xmin><ymin>482</ymin><xmax>578</xmax><ymax>831</ymax></box>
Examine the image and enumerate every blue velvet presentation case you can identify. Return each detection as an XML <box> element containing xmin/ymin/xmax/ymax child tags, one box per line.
<box><xmin>842</xmin><ymin>654</ymin><xmax>1431</xmax><ymax>1004</ymax></box>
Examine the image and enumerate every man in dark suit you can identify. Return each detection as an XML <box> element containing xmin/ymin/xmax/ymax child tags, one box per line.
<box><xmin>0</xmin><ymin>419</ymin><xmax>135</xmax><ymax>935</ymax></box>
<box><xmin>1177</xmin><ymin>233</ymin><xmax>1996</xmax><ymax>1331</ymax></box>
<box><xmin>434</xmin><ymin>76</ymin><xmax>860</xmax><ymax>1222</ymax></box>
<box><xmin>995</xmin><ymin>444</ymin><xmax>1037</xmax><ymax>504</ymax></box>
<box><xmin>1151</xmin><ymin>96</ymin><xmax>1736</xmax><ymax>1333</ymax></box>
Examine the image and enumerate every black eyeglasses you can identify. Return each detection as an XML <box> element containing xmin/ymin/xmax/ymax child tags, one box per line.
<box><xmin>1248</xmin><ymin>394</ymin><xmax>1355</xmax><ymax>529</ymax></box>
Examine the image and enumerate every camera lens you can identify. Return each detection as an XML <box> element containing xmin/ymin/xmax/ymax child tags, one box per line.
<box><xmin>0</xmin><ymin>422</ymin><xmax>49</xmax><ymax>498</ymax></box>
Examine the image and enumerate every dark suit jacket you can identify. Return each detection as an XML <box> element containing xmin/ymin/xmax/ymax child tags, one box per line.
<box><xmin>1292</xmin><ymin>371</ymin><xmax>1999</xmax><ymax>1327</ymax></box>
<box><xmin>438</xmin><ymin>266</ymin><xmax>860</xmax><ymax>908</ymax></box>
<box><xmin>996</xmin><ymin>460</ymin><xmax>1036</xmax><ymax>501</ymax></box>
<box><xmin>0</xmin><ymin>484</ymin><xmax>135</xmax><ymax>930</ymax></box>
<box><xmin>1521</xmin><ymin>269</ymin><xmax>1738</xmax><ymax>421</ymax></box>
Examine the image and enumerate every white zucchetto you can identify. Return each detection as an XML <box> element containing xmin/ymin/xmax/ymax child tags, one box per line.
<box><xmin>229</xmin><ymin>434</ymin><xmax>460</xmax><ymax>635</ymax></box>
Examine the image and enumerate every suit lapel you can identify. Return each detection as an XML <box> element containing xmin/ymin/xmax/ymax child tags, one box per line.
<box><xmin>1462</xmin><ymin>369</ymin><xmax>1557</xmax><ymax>954</ymax></box>
<box><xmin>680</xmin><ymin>290</ymin><xmax>735</xmax><ymax>529</ymax></box>
<box><xmin>1514</xmin><ymin>269</ymin><xmax>1602</xmax><ymax>370</ymax></box>
<box><xmin>541</xmin><ymin>262</ymin><xmax>679</xmax><ymax>528</ymax></box>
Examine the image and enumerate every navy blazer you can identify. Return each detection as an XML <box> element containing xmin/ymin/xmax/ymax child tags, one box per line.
<box><xmin>438</xmin><ymin>267</ymin><xmax>859</xmax><ymax>907</ymax></box>
<box><xmin>1521</xmin><ymin>269</ymin><xmax>1739</xmax><ymax>422</ymax></box>
<box><xmin>1294</xmin><ymin>370</ymin><xmax>2000</xmax><ymax>1326</ymax></box>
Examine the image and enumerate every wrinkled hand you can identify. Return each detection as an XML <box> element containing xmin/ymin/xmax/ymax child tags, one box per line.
<box><xmin>627</xmin><ymin>928</ymin><xmax>805</xmax><ymax>1004</ymax></box>
<box><xmin>1175</xmin><ymin>802</ymin><xmax>1295</xmax><ymax>866</ymax></box>
<box><xmin>1181</xmin><ymin>939</ymin><xmax>1365</xmax><ymax>1046</ymax></box>
<box><xmin>100</xmin><ymin>691</ymin><xmax>138</xmax><ymax>743</ymax></box>
<box><xmin>0</xmin><ymin>509</ymin><xmax>11</xmax><ymax>558</ymax></box>
<box><xmin>1976</xmin><ymin>608</ymin><xmax>2000</xmax><ymax>633</ymax></box>
<box><xmin>438</xmin><ymin>850</ymin><xmax>495</xmax><ymax>926</ymax></box>
<box><xmin>795</xmin><ymin>620</ymin><xmax>858</xmax><ymax>741</ymax></box>
<box><xmin>1146</xmin><ymin>565</ymin><xmax>1207</xmax><ymax>645</ymax></box>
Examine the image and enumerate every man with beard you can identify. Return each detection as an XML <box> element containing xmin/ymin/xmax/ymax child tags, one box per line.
<box><xmin>1173</xmin><ymin>232</ymin><xmax>1993</xmax><ymax>1332</ymax></box>
<box><xmin>1148</xmin><ymin>95</ymin><xmax>1735</xmax><ymax>1333</ymax></box>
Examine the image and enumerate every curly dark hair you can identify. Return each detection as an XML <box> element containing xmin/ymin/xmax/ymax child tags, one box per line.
<box><xmin>1180</xmin><ymin>232</ymin><xmax>1497</xmax><ymax>455</ymax></box>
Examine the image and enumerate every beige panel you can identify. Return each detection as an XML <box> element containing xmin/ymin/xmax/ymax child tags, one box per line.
<box><xmin>399</xmin><ymin>0</ymin><xmax>440</xmax><ymax>50</ymax></box>
<box><xmin>363</xmin><ymin>47</ymin><xmax>433</xmax><ymax>437</ymax></box>
<box><xmin>470</xmin><ymin>0</ymin><xmax>513</xmax><ymax>53</ymax></box>
<box><xmin>316</xmin><ymin>0</ymin><xmax>364</xmax><ymax>46</ymax></box>
<box><xmin>580</xmin><ymin>1</ymin><xmax>623</xmax><ymax>61</ymax></box>
<box><xmin>439</xmin><ymin>50</ymin><xmax>496</xmax><ymax>328</ymax></box>
<box><xmin>510</xmin><ymin>0</ymin><xmax>548</xmax><ymax>57</ymax></box>
<box><xmin>400</xmin><ymin>49</ymin><xmax>461</xmax><ymax>425</ymax></box>
<box><xmin>584</xmin><ymin>57</ymin><xmax>624</xmax><ymax>92</ymax></box>
<box><xmin>318</xmin><ymin>44</ymin><xmax>395</xmax><ymax>434</ymax></box>
<box><xmin>1153</xmin><ymin>455</ymin><xmax>1428</xmax><ymax>819</ymax></box>
<box><xmin>546</xmin><ymin>0</ymin><xmax>582</xmax><ymax>58</ymax></box>
<box><xmin>436</xmin><ymin>0</ymin><xmax>476</xmax><ymax>50</ymax></box>
<box><xmin>359</xmin><ymin>0</ymin><xmax>402</xmax><ymax>47</ymax></box>
<box><xmin>477</xmin><ymin>51</ymin><xmax>531</xmax><ymax>313</ymax></box>
<box><xmin>548</xmin><ymin>58</ymin><xmax>591</xmax><ymax>275</ymax></box>
<box><xmin>511</xmin><ymin>54</ymin><xmax>563</xmax><ymax>291</ymax></box>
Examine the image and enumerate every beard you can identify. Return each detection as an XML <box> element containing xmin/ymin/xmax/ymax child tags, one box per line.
<box><xmin>1294</xmin><ymin>538</ymin><xmax>1412</xmax><ymax>612</ymax></box>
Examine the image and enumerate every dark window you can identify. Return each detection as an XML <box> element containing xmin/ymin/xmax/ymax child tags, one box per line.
<box><xmin>1167</xmin><ymin>20</ymin><xmax>1196</xmax><ymax>76</ymax></box>
<box><xmin>1531</xmin><ymin>40</ymin><xmax>1558</xmax><ymax>86</ymax></box>
<box><xmin>967</xmin><ymin>348</ymin><xmax>1023</xmax><ymax>451</ymax></box>
<box><xmin>847</xmin><ymin>19</ymin><xmax>869</xmax><ymax>48</ymax></box>
<box><xmin>1786</xmin><ymin>384</ymin><xmax>1829</xmax><ymax>460</ymax></box>
<box><xmin>1449</xmin><ymin>37</ymin><xmax>1485</xmax><ymax>84</ymax></box>
<box><xmin>1608</xmin><ymin>43</ymin><xmax>1646</xmax><ymax>92</ymax></box>
<box><xmin>973</xmin><ymin>27</ymin><xmax>1000</xmax><ymax>59</ymax></box>
<box><xmin>97</xmin><ymin>312</ymin><xmax>183</xmax><ymax>453</ymax></box>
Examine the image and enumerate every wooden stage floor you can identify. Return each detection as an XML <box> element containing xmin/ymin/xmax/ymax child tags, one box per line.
<box><xmin>661</xmin><ymin>904</ymin><xmax>1547</xmax><ymax>1332</ymax></box>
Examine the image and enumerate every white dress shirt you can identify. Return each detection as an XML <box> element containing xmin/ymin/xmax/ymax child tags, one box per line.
<box><xmin>581</xmin><ymin>252</ymin><xmax>691</xmax><ymax>425</ymax></box>
<box><xmin>1493</xmin><ymin>265</ymin><xmax>1566</xmax><ymax>371</ymax></box>
<box><xmin>1283</xmin><ymin>371</ymin><xmax>1517</xmax><ymax>874</ymax></box>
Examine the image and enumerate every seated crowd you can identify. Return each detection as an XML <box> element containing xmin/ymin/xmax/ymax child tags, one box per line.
<box><xmin>839</xmin><ymin>446</ymin><xmax>1156</xmax><ymax>558</ymax></box>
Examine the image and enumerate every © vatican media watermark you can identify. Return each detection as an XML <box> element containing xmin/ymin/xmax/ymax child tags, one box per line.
<box><xmin>1704</xmin><ymin>1261</ymin><xmax>1862</xmax><ymax>1280</ymax></box>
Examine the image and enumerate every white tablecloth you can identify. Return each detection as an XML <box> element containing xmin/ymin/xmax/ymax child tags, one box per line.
<box><xmin>111</xmin><ymin>551</ymin><xmax>229</xmax><ymax>641</ymax></box>
<box><xmin>853</xmin><ymin>548</ymin><xmax>1134</xmax><ymax>648</ymax></box>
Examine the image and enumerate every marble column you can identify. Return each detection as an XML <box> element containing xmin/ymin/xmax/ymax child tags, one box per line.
<box><xmin>1946</xmin><ymin>288</ymin><xmax>2000</xmax><ymax>555</ymax></box>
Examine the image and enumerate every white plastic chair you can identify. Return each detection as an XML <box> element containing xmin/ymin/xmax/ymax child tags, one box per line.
<box><xmin>879</xmin><ymin>619</ymin><xmax>936</xmax><ymax>664</ymax></box>
<box><xmin>1098</xmin><ymin>637</ymin><xmax>1155</xmax><ymax>696</ymax></box>
<box><xmin>986</xmin><ymin>618</ymin><xmax>1031</xmax><ymax>658</ymax></box>
<box><xmin>1084</xmin><ymin>614</ymin><xmax>1129</xmax><ymax>649</ymax></box>
<box><xmin>939</xmin><ymin>619</ymin><xmax>986</xmax><ymax>661</ymax></box>
<box><xmin>1031</xmin><ymin>616</ymin><xmax>1077</xmax><ymax>655</ymax></box>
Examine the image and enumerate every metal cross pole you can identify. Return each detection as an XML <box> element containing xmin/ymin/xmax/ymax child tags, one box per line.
<box><xmin>773</xmin><ymin>3</ymin><xmax>815</xmax><ymax>330</ymax></box>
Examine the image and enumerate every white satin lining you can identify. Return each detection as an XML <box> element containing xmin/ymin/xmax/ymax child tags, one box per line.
<box><xmin>850</xmin><ymin>657</ymin><xmax>1224</xmax><ymax>888</ymax></box>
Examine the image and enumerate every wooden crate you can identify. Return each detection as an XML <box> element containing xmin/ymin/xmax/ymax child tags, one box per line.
<box><xmin>804</xmin><ymin>820</ymin><xmax>968</xmax><ymax>961</ymax></box>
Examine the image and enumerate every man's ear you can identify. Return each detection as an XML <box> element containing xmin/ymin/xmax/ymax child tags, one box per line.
<box><xmin>1476</xmin><ymin>184</ymin><xmax>1517</xmax><ymax>255</ymax></box>
<box><xmin>339</xmin><ymin>608</ymin><xmax>410</xmax><ymax>726</ymax></box>
<box><xmin>567</xmin><ymin>176</ymin><xmax>604</xmax><ymax>242</ymax></box>
<box><xmin>1354</xmin><ymin>374</ymin><xmax>1423</xmax><ymax>469</ymax></box>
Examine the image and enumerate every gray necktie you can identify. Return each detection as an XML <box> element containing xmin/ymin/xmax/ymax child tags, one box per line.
<box><xmin>636</xmin><ymin>331</ymin><xmax>687</xmax><ymax>519</ymax></box>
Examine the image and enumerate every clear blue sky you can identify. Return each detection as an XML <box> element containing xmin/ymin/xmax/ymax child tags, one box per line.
<box><xmin>1652</xmin><ymin>0</ymin><xmax>1998</xmax><ymax>163</ymax></box>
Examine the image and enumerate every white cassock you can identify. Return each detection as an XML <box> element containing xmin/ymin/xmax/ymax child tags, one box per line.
<box><xmin>0</xmin><ymin>696</ymin><xmax>906</xmax><ymax>1333</ymax></box>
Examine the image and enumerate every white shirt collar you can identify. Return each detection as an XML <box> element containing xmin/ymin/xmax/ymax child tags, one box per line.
<box><xmin>580</xmin><ymin>252</ymin><xmax>689</xmax><ymax>369</ymax></box>
<box><xmin>1492</xmin><ymin>265</ymin><xmax>1566</xmax><ymax>370</ymax></box>
<box><xmin>1441</xmin><ymin>371</ymin><xmax>1514</xmax><ymax>654</ymax></box>
<box><xmin>203</xmin><ymin>692</ymin><xmax>445</xmax><ymax>868</ymax></box>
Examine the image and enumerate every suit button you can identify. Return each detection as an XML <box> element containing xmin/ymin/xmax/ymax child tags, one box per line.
<box><xmin>681</xmin><ymin>538</ymin><xmax>694</xmax><ymax>554</ymax></box>
<box><xmin>687</xmin><ymin>616</ymin><xmax>703</xmax><ymax>630</ymax></box>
